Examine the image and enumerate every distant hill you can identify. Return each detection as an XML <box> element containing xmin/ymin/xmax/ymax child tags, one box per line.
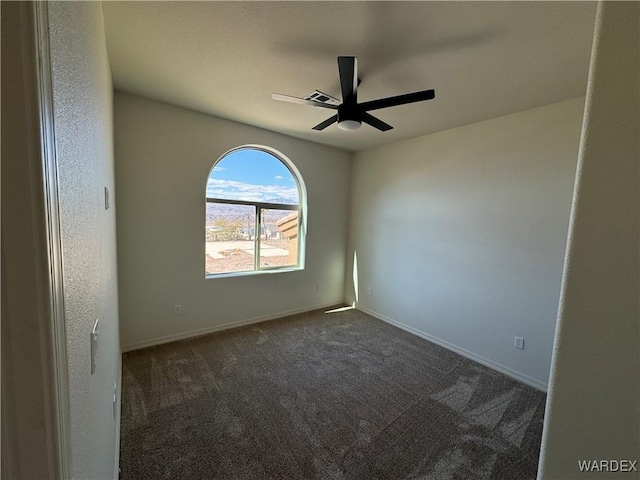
<box><xmin>206</xmin><ymin>203</ymin><xmax>252</xmax><ymax>222</ymax></box>
<box><xmin>264</xmin><ymin>196</ymin><xmax>298</xmax><ymax>205</ymax></box>
<box><xmin>206</xmin><ymin>199</ymin><xmax>298</xmax><ymax>224</ymax></box>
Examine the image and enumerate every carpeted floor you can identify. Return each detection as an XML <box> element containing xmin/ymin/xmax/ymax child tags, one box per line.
<box><xmin>119</xmin><ymin>307</ymin><xmax>546</xmax><ymax>480</ymax></box>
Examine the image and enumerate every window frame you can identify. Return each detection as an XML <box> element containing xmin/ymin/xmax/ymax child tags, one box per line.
<box><xmin>205</xmin><ymin>146</ymin><xmax>306</xmax><ymax>278</ymax></box>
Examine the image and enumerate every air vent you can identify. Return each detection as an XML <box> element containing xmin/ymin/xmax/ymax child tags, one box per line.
<box><xmin>303</xmin><ymin>90</ymin><xmax>340</xmax><ymax>105</ymax></box>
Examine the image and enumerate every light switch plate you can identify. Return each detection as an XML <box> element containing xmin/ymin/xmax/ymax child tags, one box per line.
<box><xmin>90</xmin><ymin>318</ymin><xmax>99</xmax><ymax>374</ymax></box>
<box><xmin>514</xmin><ymin>336</ymin><xmax>525</xmax><ymax>350</ymax></box>
<box><xmin>112</xmin><ymin>382</ymin><xmax>118</xmax><ymax>419</ymax></box>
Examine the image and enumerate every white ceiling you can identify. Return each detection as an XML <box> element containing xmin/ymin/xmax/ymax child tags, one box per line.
<box><xmin>103</xmin><ymin>1</ymin><xmax>597</xmax><ymax>152</ymax></box>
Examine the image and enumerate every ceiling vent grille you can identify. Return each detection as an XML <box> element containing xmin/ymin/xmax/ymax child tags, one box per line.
<box><xmin>303</xmin><ymin>90</ymin><xmax>340</xmax><ymax>105</ymax></box>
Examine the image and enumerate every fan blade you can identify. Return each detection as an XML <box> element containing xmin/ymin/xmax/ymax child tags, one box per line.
<box><xmin>337</xmin><ymin>56</ymin><xmax>358</xmax><ymax>103</ymax></box>
<box><xmin>312</xmin><ymin>115</ymin><xmax>338</xmax><ymax>131</ymax></box>
<box><xmin>360</xmin><ymin>89</ymin><xmax>435</xmax><ymax>112</ymax></box>
<box><xmin>362</xmin><ymin>112</ymin><xmax>393</xmax><ymax>132</ymax></box>
<box><xmin>272</xmin><ymin>93</ymin><xmax>338</xmax><ymax>109</ymax></box>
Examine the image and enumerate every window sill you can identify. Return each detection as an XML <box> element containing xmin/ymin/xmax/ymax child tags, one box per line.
<box><xmin>205</xmin><ymin>266</ymin><xmax>303</xmax><ymax>280</ymax></box>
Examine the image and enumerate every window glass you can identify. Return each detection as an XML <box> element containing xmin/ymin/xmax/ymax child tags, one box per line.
<box><xmin>205</xmin><ymin>203</ymin><xmax>255</xmax><ymax>274</ymax></box>
<box><xmin>259</xmin><ymin>209</ymin><xmax>299</xmax><ymax>268</ymax></box>
<box><xmin>206</xmin><ymin>149</ymin><xmax>299</xmax><ymax>204</ymax></box>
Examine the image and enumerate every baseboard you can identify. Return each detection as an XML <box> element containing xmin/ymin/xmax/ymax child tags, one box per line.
<box><xmin>121</xmin><ymin>302</ymin><xmax>341</xmax><ymax>353</ymax></box>
<box><xmin>356</xmin><ymin>305</ymin><xmax>548</xmax><ymax>392</ymax></box>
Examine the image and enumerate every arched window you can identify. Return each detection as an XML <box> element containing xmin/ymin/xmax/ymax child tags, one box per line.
<box><xmin>205</xmin><ymin>146</ymin><xmax>306</xmax><ymax>276</ymax></box>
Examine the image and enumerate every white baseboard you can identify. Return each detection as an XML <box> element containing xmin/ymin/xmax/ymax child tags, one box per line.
<box><xmin>356</xmin><ymin>305</ymin><xmax>548</xmax><ymax>392</ymax></box>
<box><xmin>121</xmin><ymin>302</ymin><xmax>341</xmax><ymax>353</ymax></box>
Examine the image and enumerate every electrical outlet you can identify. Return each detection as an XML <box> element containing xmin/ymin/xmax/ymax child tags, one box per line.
<box><xmin>174</xmin><ymin>305</ymin><xmax>183</xmax><ymax>316</ymax></box>
<box><xmin>514</xmin><ymin>336</ymin><xmax>525</xmax><ymax>350</ymax></box>
<box><xmin>367</xmin><ymin>288</ymin><xmax>372</xmax><ymax>296</ymax></box>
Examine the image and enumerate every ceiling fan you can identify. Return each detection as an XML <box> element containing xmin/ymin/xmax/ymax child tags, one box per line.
<box><xmin>272</xmin><ymin>56</ymin><xmax>435</xmax><ymax>132</ymax></box>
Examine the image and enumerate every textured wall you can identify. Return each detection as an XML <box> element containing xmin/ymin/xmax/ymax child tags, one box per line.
<box><xmin>538</xmin><ymin>2</ymin><xmax>639</xmax><ymax>477</ymax></box>
<box><xmin>114</xmin><ymin>92</ymin><xmax>351</xmax><ymax>350</ymax></box>
<box><xmin>48</xmin><ymin>2</ymin><xmax>121</xmax><ymax>478</ymax></box>
<box><xmin>346</xmin><ymin>98</ymin><xmax>585</xmax><ymax>389</ymax></box>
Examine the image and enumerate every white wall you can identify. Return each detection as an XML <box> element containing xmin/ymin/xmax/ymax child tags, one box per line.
<box><xmin>48</xmin><ymin>2</ymin><xmax>121</xmax><ymax>478</ymax></box>
<box><xmin>539</xmin><ymin>2</ymin><xmax>639</xmax><ymax>477</ymax></box>
<box><xmin>114</xmin><ymin>92</ymin><xmax>351</xmax><ymax>350</ymax></box>
<box><xmin>346</xmin><ymin>98</ymin><xmax>585</xmax><ymax>389</ymax></box>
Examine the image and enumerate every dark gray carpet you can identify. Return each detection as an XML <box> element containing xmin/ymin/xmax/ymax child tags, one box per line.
<box><xmin>119</xmin><ymin>307</ymin><xmax>546</xmax><ymax>480</ymax></box>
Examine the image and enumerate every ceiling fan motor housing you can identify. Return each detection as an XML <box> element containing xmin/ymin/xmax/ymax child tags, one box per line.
<box><xmin>338</xmin><ymin>102</ymin><xmax>362</xmax><ymax>130</ymax></box>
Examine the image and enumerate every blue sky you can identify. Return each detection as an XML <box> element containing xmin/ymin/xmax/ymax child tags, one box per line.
<box><xmin>206</xmin><ymin>149</ymin><xmax>299</xmax><ymax>203</ymax></box>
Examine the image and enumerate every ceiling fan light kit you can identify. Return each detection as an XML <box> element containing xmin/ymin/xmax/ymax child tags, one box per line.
<box><xmin>272</xmin><ymin>56</ymin><xmax>435</xmax><ymax>132</ymax></box>
<box><xmin>338</xmin><ymin>119</ymin><xmax>362</xmax><ymax>131</ymax></box>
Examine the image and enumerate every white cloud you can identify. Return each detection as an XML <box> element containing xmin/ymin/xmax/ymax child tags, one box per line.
<box><xmin>274</xmin><ymin>175</ymin><xmax>284</xmax><ymax>180</ymax></box>
<box><xmin>213</xmin><ymin>166</ymin><xmax>226</xmax><ymax>172</ymax></box>
<box><xmin>206</xmin><ymin>178</ymin><xmax>299</xmax><ymax>203</ymax></box>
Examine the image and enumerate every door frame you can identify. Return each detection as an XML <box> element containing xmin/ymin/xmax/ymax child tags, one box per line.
<box><xmin>33</xmin><ymin>1</ymin><xmax>73</xmax><ymax>476</ymax></box>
